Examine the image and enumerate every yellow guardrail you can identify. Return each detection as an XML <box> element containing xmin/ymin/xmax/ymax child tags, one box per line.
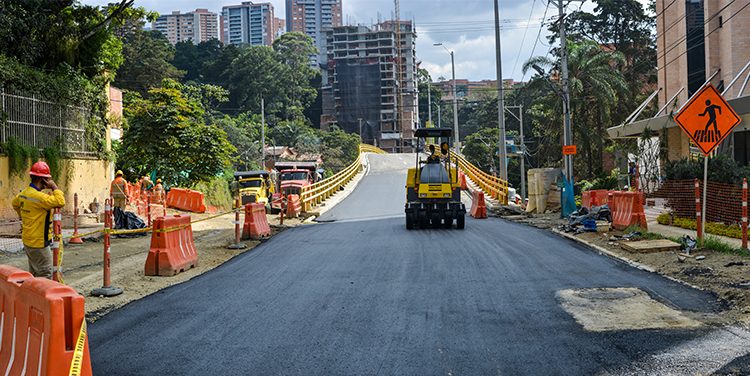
<box><xmin>450</xmin><ymin>151</ymin><xmax>509</xmax><ymax>205</ymax></box>
<box><xmin>300</xmin><ymin>144</ymin><xmax>387</xmax><ymax>212</ymax></box>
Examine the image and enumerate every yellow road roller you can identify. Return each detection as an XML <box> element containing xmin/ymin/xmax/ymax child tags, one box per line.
<box><xmin>405</xmin><ymin>127</ymin><xmax>466</xmax><ymax>229</ymax></box>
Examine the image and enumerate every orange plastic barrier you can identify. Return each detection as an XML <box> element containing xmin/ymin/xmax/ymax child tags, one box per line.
<box><xmin>612</xmin><ymin>191</ymin><xmax>648</xmax><ymax>230</ymax></box>
<box><xmin>286</xmin><ymin>194</ymin><xmax>302</xmax><ymax>218</ymax></box>
<box><xmin>145</xmin><ymin>214</ymin><xmax>198</xmax><ymax>276</ymax></box>
<box><xmin>581</xmin><ymin>189</ymin><xmax>609</xmax><ymax>209</ymax></box>
<box><xmin>470</xmin><ymin>190</ymin><xmax>487</xmax><ymax>219</ymax></box>
<box><xmin>459</xmin><ymin>170</ymin><xmax>469</xmax><ymax>190</ymax></box>
<box><xmin>165</xmin><ymin>188</ymin><xmax>206</xmax><ymax>213</ymax></box>
<box><xmin>243</xmin><ymin>203</ymin><xmax>271</xmax><ymax>239</ymax></box>
<box><xmin>0</xmin><ymin>265</ymin><xmax>92</xmax><ymax>376</ymax></box>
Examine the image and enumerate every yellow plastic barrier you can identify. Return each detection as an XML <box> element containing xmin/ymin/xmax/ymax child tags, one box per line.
<box><xmin>450</xmin><ymin>151</ymin><xmax>509</xmax><ymax>205</ymax></box>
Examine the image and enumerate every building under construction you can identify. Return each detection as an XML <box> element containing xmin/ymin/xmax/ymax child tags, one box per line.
<box><xmin>320</xmin><ymin>21</ymin><xmax>419</xmax><ymax>153</ymax></box>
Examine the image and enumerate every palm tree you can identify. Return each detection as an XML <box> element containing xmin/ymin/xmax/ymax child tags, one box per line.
<box><xmin>523</xmin><ymin>40</ymin><xmax>629</xmax><ymax>178</ymax></box>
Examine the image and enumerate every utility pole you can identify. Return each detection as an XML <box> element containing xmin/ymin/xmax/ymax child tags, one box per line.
<box><xmin>550</xmin><ymin>0</ymin><xmax>580</xmax><ymax>185</ymax></box>
<box><xmin>428</xmin><ymin>79</ymin><xmax>432</xmax><ymax>127</ymax></box>
<box><xmin>494</xmin><ymin>0</ymin><xmax>507</xmax><ymax>181</ymax></box>
<box><xmin>505</xmin><ymin>105</ymin><xmax>525</xmax><ymax>202</ymax></box>
<box><xmin>261</xmin><ymin>96</ymin><xmax>265</xmax><ymax>169</ymax></box>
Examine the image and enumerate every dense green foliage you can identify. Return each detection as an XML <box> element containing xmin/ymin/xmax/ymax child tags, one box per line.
<box><xmin>0</xmin><ymin>1</ymin><xmax>155</xmax><ymax>160</ymax></box>
<box><xmin>118</xmin><ymin>79</ymin><xmax>235</xmax><ymax>186</ymax></box>
<box><xmin>663</xmin><ymin>155</ymin><xmax>750</xmax><ymax>186</ymax></box>
<box><xmin>113</xmin><ymin>29</ymin><xmax>186</xmax><ymax>96</ymax></box>
<box><xmin>0</xmin><ymin>0</ymin><xmax>156</xmax><ymax>76</ymax></box>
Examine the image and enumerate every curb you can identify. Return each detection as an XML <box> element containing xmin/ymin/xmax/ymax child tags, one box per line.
<box><xmin>550</xmin><ymin>228</ymin><xmax>706</xmax><ymax>292</ymax></box>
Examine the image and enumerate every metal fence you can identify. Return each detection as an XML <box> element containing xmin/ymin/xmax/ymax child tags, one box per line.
<box><xmin>0</xmin><ymin>88</ymin><xmax>99</xmax><ymax>158</ymax></box>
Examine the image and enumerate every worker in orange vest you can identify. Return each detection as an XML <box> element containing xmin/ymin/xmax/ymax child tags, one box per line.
<box><xmin>153</xmin><ymin>179</ymin><xmax>165</xmax><ymax>203</ymax></box>
<box><xmin>110</xmin><ymin>170</ymin><xmax>130</xmax><ymax>210</ymax></box>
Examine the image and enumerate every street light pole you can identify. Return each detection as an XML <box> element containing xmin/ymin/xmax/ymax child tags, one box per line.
<box><xmin>358</xmin><ymin>118</ymin><xmax>363</xmax><ymax>143</ymax></box>
<box><xmin>428</xmin><ymin>79</ymin><xmax>432</xmax><ymax>127</ymax></box>
<box><xmin>435</xmin><ymin>43</ymin><xmax>460</xmax><ymax>153</ymax></box>
<box><xmin>494</xmin><ymin>0</ymin><xmax>507</xmax><ymax>181</ymax></box>
<box><xmin>261</xmin><ymin>96</ymin><xmax>265</xmax><ymax>169</ymax></box>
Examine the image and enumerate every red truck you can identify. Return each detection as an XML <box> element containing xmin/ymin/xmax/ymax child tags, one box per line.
<box><xmin>270</xmin><ymin>162</ymin><xmax>319</xmax><ymax>213</ymax></box>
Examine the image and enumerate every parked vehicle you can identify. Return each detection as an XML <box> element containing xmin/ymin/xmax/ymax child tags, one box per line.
<box><xmin>233</xmin><ymin>170</ymin><xmax>274</xmax><ymax>212</ymax></box>
<box><xmin>270</xmin><ymin>162</ymin><xmax>319</xmax><ymax>213</ymax></box>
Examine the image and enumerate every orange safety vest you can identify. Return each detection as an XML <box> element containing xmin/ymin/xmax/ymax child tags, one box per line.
<box><xmin>111</xmin><ymin>176</ymin><xmax>129</xmax><ymax>198</ymax></box>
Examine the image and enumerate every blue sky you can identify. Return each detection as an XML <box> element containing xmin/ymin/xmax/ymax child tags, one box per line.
<box><xmin>79</xmin><ymin>0</ymin><xmax>652</xmax><ymax>82</ymax></box>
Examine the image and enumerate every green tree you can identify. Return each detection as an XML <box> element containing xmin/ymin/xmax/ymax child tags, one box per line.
<box><xmin>226</xmin><ymin>45</ymin><xmax>284</xmax><ymax>121</ymax></box>
<box><xmin>214</xmin><ymin>111</ymin><xmax>263</xmax><ymax>170</ymax></box>
<box><xmin>173</xmin><ymin>38</ymin><xmax>225</xmax><ymax>83</ymax></box>
<box><xmin>119</xmin><ymin>79</ymin><xmax>235</xmax><ymax>186</ymax></box>
<box><xmin>0</xmin><ymin>0</ymin><xmax>156</xmax><ymax>77</ymax></box>
<box><xmin>463</xmin><ymin>128</ymin><xmax>500</xmax><ymax>175</ymax></box>
<box><xmin>523</xmin><ymin>39</ymin><xmax>629</xmax><ymax>178</ymax></box>
<box><xmin>114</xmin><ymin>30</ymin><xmax>185</xmax><ymax>96</ymax></box>
<box><xmin>315</xmin><ymin>126</ymin><xmax>360</xmax><ymax>174</ymax></box>
<box><xmin>272</xmin><ymin>31</ymin><xmax>319</xmax><ymax>112</ymax></box>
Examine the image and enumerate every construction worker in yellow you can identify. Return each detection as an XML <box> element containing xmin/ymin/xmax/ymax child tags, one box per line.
<box><xmin>11</xmin><ymin>161</ymin><xmax>65</xmax><ymax>279</ymax></box>
<box><xmin>110</xmin><ymin>170</ymin><xmax>130</xmax><ymax>210</ymax></box>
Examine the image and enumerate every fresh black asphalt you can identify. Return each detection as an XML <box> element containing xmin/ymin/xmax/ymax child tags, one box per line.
<box><xmin>89</xmin><ymin>153</ymin><xmax>729</xmax><ymax>375</ymax></box>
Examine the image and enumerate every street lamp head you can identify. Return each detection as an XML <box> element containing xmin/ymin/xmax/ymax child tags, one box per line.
<box><xmin>531</xmin><ymin>64</ymin><xmax>545</xmax><ymax>76</ymax></box>
<box><xmin>433</xmin><ymin>43</ymin><xmax>442</xmax><ymax>46</ymax></box>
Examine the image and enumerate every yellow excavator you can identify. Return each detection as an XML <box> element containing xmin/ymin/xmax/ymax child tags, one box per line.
<box><xmin>405</xmin><ymin>127</ymin><xmax>466</xmax><ymax>229</ymax></box>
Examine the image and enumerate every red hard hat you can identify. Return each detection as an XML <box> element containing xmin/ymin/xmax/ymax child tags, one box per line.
<box><xmin>28</xmin><ymin>161</ymin><xmax>52</xmax><ymax>178</ymax></box>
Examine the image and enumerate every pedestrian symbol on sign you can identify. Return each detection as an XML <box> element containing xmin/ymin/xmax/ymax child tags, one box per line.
<box><xmin>696</xmin><ymin>99</ymin><xmax>722</xmax><ymax>142</ymax></box>
<box><xmin>674</xmin><ymin>84</ymin><xmax>742</xmax><ymax>156</ymax></box>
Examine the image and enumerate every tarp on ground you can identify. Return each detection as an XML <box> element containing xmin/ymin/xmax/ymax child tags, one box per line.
<box><xmin>113</xmin><ymin>206</ymin><xmax>148</xmax><ymax>237</ymax></box>
<box><xmin>337</xmin><ymin>63</ymin><xmax>381</xmax><ymax>141</ymax></box>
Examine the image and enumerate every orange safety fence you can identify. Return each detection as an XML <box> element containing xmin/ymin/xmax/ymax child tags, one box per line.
<box><xmin>643</xmin><ymin>179</ymin><xmax>745</xmax><ymax>239</ymax></box>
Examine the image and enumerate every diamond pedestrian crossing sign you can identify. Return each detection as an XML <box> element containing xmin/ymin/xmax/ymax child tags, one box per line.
<box><xmin>674</xmin><ymin>83</ymin><xmax>741</xmax><ymax>156</ymax></box>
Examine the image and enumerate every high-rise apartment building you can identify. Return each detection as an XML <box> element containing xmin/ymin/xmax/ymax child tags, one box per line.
<box><xmin>274</xmin><ymin>17</ymin><xmax>286</xmax><ymax>39</ymax></box>
<box><xmin>320</xmin><ymin>21</ymin><xmax>419</xmax><ymax>153</ymax></box>
<box><xmin>286</xmin><ymin>0</ymin><xmax>343</xmax><ymax>65</ymax></box>
<box><xmin>221</xmin><ymin>2</ymin><xmax>277</xmax><ymax>47</ymax></box>
<box><xmin>152</xmin><ymin>9</ymin><xmax>218</xmax><ymax>45</ymax></box>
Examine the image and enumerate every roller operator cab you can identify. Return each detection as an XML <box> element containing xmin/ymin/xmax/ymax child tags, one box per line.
<box><xmin>405</xmin><ymin>127</ymin><xmax>466</xmax><ymax>229</ymax></box>
<box><xmin>233</xmin><ymin>170</ymin><xmax>274</xmax><ymax>213</ymax></box>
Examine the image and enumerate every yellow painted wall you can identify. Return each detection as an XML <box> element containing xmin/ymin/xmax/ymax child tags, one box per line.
<box><xmin>0</xmin><ymin>157</ymin><xmax>112</xmax><ymax>213</ymax></box>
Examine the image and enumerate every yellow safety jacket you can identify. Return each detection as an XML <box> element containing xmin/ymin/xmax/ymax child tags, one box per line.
<box><xmin>11</xmin><ymin>185</ymin><xmax>66</xmax><ymax>248</ymax></box>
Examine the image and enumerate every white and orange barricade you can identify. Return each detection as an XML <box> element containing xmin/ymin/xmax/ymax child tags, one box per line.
<box><xmin>243</xmin><ymin>203</ymin><xmax>271</xmax><ymax>239</ymax></box>
<box><xmin>145</xmin><ymin>214</ymin><xmax>198</xmax><ymax>276</ymax></box>
<box><xmin>611</xmin><ymin>191</ymin><xmax>647</xmax><ymax>230</ymax></box>
<box><xmin>286</xmin><ymin>195</ymin><xmax>302</xmax><ymax>218</ymax></box>
<box><xmin>470</xmin><ymin>190</ymin><xmax>487</xmax><ymax>219</ymax></box>
<box><xmin>165</xmin><ymin>188</ymin><xmax>206</xmax><ymax>213</ymax></box>
<box><xmin>0</xmin><ymin>265</ymin><xmax>92</xmax><ymax>376</ymax></box>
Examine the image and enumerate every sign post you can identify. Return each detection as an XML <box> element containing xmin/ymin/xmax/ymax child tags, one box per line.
<box><xmin>673</xmin><ymin>83</ymin><xmax>741</xmax><ymax>246</ymax></box>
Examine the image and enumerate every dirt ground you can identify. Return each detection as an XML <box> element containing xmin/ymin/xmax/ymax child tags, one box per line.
<box><xmin>0</xmin><ymin>207</ymin><xmax>308</xmax><ymax>323</ymax></box>
<box><xmin>503</xmin><ymin>211</ymin><xmax>750</xmax><ymax>325</ymax></box>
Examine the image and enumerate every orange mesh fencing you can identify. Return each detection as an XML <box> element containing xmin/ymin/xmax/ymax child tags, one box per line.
<box><xmin>645</xmin><ymin>179</ymin><xmax>745</xmax><ymax>238</ymax></box>
<box><xmin>0</xmin><ymin>207</ymin><xmax>23</xmax><ymax>253</ymax></box>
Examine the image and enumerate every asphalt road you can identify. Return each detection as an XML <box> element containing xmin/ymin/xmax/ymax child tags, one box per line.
<box><xmin>89</xmin><ymin>153</ymin><xmax>749</xmax><ymax>375</ymax></box>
